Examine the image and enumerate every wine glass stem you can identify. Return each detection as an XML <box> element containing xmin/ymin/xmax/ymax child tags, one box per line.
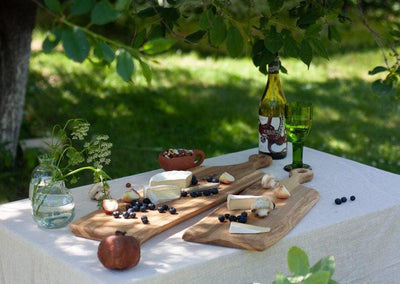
<box><xmin>292</xmin><ymin>142</ymin><xmax>304</xmax><ymax>168</ymax></box>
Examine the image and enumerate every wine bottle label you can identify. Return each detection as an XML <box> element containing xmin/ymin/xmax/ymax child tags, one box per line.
<box><xmin>258</xmin><ymin>115</ymin><xmax>287</xmax><ymax>154</ymax></box>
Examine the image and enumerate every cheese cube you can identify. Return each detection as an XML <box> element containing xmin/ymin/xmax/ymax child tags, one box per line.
<box><xmin>149</xmin><ymin>170</ymin><xmax>192</xmax><ymax>189</ymax></box>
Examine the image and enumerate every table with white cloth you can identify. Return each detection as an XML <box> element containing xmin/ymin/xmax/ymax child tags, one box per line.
<box><xmin>1</xmin><ymin>147</ymin><xmax>400</xmax><ymax>284</ymax></box>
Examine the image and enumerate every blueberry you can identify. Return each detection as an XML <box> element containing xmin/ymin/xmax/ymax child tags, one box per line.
<box><xmin>238</xmin><ymin>216</ymin><xmax>247</xmax><ymax>223</ymax></box>
<box><xmin>224</xmin><ymin>213</ymin><xmax>230</xmax><ymax>219</ymax></box>
<box><xmin>210</xmin><ymin>188</ymin><xmax>219</xmax><ymax>194</ymax></box>
<box><xmin>191</xmin><ymin>175</ymin><xmax>198</xmax><ymax>185</ymax></box>
<box><xmin>141</xmin><ymin>216</ymin><xmax>149</xmax><ymax>224</ymax></box>
<box><xmin>190</xmin><ymin>192</ymin><xmax>197</xmax><ymax>198</ymax></box>
<box><xmin>350</xmin><ymin>195</ymin><xmax>356</xmax><ymax>201</ymax></box>
<box><xmin>335</xmin><ymin>198</ymin><xmax>342</xmax><ymax>205</ymax></box>
<box><xmin>241</xmin><ymin>211</ymin><xmax>248</xmax><ymax>217</ymax></box>
<box><xmin>169</xmin><ymin>207</ymin><xmax>177</xmax><ymax>214</ymax></box>
<box><xmin>181</xmin><ymin>191</ymin><xmax>188</xmax><ymax>197</ymax></box>
<box><xmin>212</xmin><ymin>178</ymin><xmax>219</xmax><ymax>183</ymax></box>
<box><xmin>158</xmin><ymin>206</ymin><xmax>165</xmax><ymax>213</ymax></box>
<box><xmin>122</xmin><ymin>211</ymin><xmax>130</xmax><ymax>219</ymax></box>
<box><xmin>206</xmin><ymin>176</ymin><xmax>214</xmax><ymax>182</ymax></box>
<box><xmin>147</xmin><ymin>203</ymin><xmax>156</xmax><ymax>210</ymax></box>
<box><xmin>112</xmin><ymin>211</ymin><xmax>120</xmax><ymax>218</ymax></box>
<box><xmin>132</xmin><ymin>205</ymin><xmax>140</xmax><ymax>212</ymax></box>
<box><xmin>162</xmin><ymin>204</ymin><xmax>169</xmax><ymax>211</ymax></box>
<box><xmin>341</xmin><ymin>196</ymin><xmax>347</xmax><ymax>203</ymax></box>
<box><xmin>218</xmin><ymin>215</ymin><xmax>225</xmax><ymax>222</ymax></box>
<box><xmin>195</xmin><ymin>191</ymin><xmax>202</xmax><ymax>197</ymax></box>
<box><xmin>127</xmin><ymin>207</ymin><xmax>135</xmax><ymax>213</ymax></box>
<box><xmin>142</xmin><ymin>198</ymin><xmax>151</xmax><ymax>204</ymax></box>
<box><xmin>129</xmin><ymin>212</ymin><xmax>136</xmax><ymax>218</ymax></box>
<box><xmin>228</xmin><ymin>215</ymin><xmax>237</xmax><ymax>222</ymax></box>
<box><xmin>125</xmin><ymin>205</ymin><xmax>132</xmax><ymax>211</ymax></box>
<box><xmin>203</xmin><ymin>190</ymin><xmax>211</xmax><ymax>196</ymax></box>
<box><xmin>140</xmin><ymin>205</ymin><xmax>147</xmax><ymax>212</ymax></box>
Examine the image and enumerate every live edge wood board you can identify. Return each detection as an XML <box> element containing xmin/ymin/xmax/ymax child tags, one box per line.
<box><xmin>70</xmin><ymin>154</ymin><xmax>273</xmax><ymax>244</ymax></box>
<box><xmin>182</xmin><ymin>168</ymin><xmax>320</xmax><ymax>251</ymax></box>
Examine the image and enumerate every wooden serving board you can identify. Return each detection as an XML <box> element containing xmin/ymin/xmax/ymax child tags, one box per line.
<box><xmin>182</xmin><ymin>169</ymin><xmax>320</xmax><ymax>251</ymax></box>
<box><xmin>70</xmin><ymin>154</ymin><xmax>272</xmax><ymax>243</ymax></box>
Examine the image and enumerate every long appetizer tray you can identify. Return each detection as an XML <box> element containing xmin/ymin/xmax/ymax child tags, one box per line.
<box><xmin>182</xmin><ymin>168</ymin><xmax>320</xmax><ymax>251</ymax></box>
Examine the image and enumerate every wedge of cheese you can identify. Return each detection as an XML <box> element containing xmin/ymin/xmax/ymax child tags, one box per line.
<box><xmin>229</xmin><ymin>222</ymin><xmax>271</xmax><ymax>234</ymax></box>
<box><xmin>227</xmin><ymin>194</ymin><xmax>261</xmax><ymax>210</ymax></box>
<box><xmin>144</xmin><ymin>185</ymin><xmax>181</xmax><ymax>205</ymax></box>
<box><xmin>149</xmin><ymin>170</ymin><xmax>192</xmax><ymax>189</ymax></box>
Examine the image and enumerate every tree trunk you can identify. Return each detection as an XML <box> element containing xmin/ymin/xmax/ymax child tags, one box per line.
<box><xmin>0</xmin><ymin>0</ymin><xmax>36</xmax><ymax>163</ymax></box>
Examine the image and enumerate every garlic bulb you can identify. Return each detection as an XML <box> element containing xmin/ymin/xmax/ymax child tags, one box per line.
<box><xmin>261</xmin><ymin>174</ymin><xmax>277</xmax><ymax>189</ymax></box>
<box><xmin>251</xmin><ymin>196</ymin><xmax>275</xmax><ymax>217</ymax></box>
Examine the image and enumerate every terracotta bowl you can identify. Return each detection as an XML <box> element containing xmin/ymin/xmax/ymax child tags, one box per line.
<box><xmin>158</xmin><ymin>149</ymin><xmax>205</xmax><ymax>171</ymax></box>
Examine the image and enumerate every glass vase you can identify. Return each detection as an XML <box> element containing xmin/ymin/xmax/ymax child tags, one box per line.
<box><xmin>32</xmin><ymin>180</ymin><xmax>75</xmax><ymax>229</ymax></box>
<box><xmin>29</xmin><ymin>156</ymin><xmax>60</xmax><ymax>200</ymax></box>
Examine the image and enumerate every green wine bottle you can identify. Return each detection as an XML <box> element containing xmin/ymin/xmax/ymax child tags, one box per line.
<box><xmin>258</xmin><ymin>55</ymin><xmax>287</xmax><ymax>159</ymax></box>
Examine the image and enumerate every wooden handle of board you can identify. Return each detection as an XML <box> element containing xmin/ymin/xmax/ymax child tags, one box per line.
<box><xmin>282</xmin><ymin>168</ymin><xmax>314</xmax><ymax>192</ymax></box>
<box><xmin>248</xmin><ymin>154</ymin><xmax>273</xmax><ymax>170</ymax></box>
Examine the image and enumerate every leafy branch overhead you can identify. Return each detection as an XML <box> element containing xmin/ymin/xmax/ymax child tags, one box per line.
<box><xmin>36</xmin><ymin>0</ymin><xmax>398</xmax><ymax>95</ymax></box>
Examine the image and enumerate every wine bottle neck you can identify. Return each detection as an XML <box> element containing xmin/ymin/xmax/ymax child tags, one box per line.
<box><xmin>268</xmin><ymin>56</ymin><xmax>280</xmax><ymax>74</ymax></box>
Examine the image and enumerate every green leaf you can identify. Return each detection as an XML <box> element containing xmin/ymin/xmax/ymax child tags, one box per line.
<box><xmin>328</xmin><ymin>25</ymin><xmax>341</xmax><ymax>42</ymax></box>
<box><xmin>116</xmin><ymin>0</ymin><xmax>130</xmax><ymax>11</ymax></box>
<box><xmin>310</xmin><ymin>38</ymin><xmax>329</xmax><ymax>59</ymax></box>
<box><xmin>91</xmin><ymin>0</ymin><xmax>119</xmax><ymax>25</ymax></box>
<box><xmin>199</xmin><ymin>9</ymin><xmax>214</xmax><ymax>31</ymax></box>
<box><xmin>268</xmin><ymin>0</ymin><xmax>284</xmax><ymax>13</ymax></box>
<box><xmin>142</xmin><ymin>38</ymin><xmax>175</xmax><ymax>55</ymax></box>
<box><xmin>93</xmin><ymin>42</ymin><xmax>115</xmax><ymax>63</ymax></box>
<box><xmin>305</xmin><ymin>24</ymin><xmax>322</xmax><ymax>38</ymax></box>
<box><xmin>137</xmin><ymin>7</ymin><xmax>157</xmax><ymax>18</ymax></box>
<box><xmin>209</xmin><ymin>16</ymin><xmax>227</xmax><ymax>47</ymax></box>
<box><xmin>287</xmin><ymin>246</ymin><xmax>310</xmax><ymax>276</ymax></box>
<box><xmin>70</xmin><ymin>0</ymin><xmax>96</xmax><ymax>16</ymax></box>
<box><xmin>304</xmin><ymin>271</ymin><xmax>331</xmax><ymax>284</ymax></box>
<box><xmin>368</xmin><ymin>66</ymin><xmax>388</xmax><ymax>75</ymax></box>
<box><xmin>252</xmin><ymin>39</ymin><xmax>275</xmax><ymax>74</ymax></box>
<box><xmin>185</xmin><ymin>30</ymin><xmax>207</xmax><ymax>43</ymax></box>
<box><xmin>297</xmin><ymin>9</ymin><xmax>322</xmax><ymax>29</ymax></box>
<box><xmin>310</xmin><ymin>256</ymin><xmax>335</xmax><ymax>275</ymax></box>
<box><xmin>372</xmin><ymin>79</ymin><xmax>393</xmax><ymax>95</ymax></box>
<box><xmin>299</xmin><ymin>39</ymin><xmax>313</xmax><ymax>68</ymax></box>
<box><xmin>226</xmin><ymin>26</ymin><xmax>243</xmax><ymax>57</ymax></box>
<box><xmin>116</xmin><ymin>49</ymin><xmax>134</xmax><ymax>81</ymax></box>
<box><xmin>282</xmin><ymin>31</ymin><xmax>299</xmax><ymax>58</ymax></box>
<box><xmin>42</xmin><ymin>27</ymin><xmax>62</xmax><ymax>53</ymax></box>
<box><xmin>148</xmin><ymin>24</ymin><xmax>165</xmax><ymax>40</ymax></box>
<box><xmin>133</xmin><ymin>29</ymin><xmax>147</xmax><ymax>48</ymax></box>
<box><xmin>62</xmin><ymin>27</ymin><xmax>90</xmax><ymax>63</ymax></box>
<box><xmin>44</xmin><ymin>0</ymin><xmax>62</xmax><ymax>13</ymax></box>
<box><xmin>139</xmin><ymin>60</ymin><xmax>152</xmax><ymax>85</ymax></box>
<box><xmin>264</xmin><ymin>26</ymin><xmax>283</xmax><ymax>54</ymax></box>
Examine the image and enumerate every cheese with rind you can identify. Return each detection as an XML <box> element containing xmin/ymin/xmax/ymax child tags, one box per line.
<box><xmin>144</xmin><ymin>185</ymin><xmax>181</xmax><ymax>204</ymax></box>
<box><xmin>149</xmin><ymin>170</ymin><xmax>192</xmax><ymax>189</ymax></box>
<box><xmin>229</xmin><ymin>222</ymin><xmax>271</xmax><ymax>234</ymax></box>
<box><xmin>227</xmin><ymin>194</ymin><xmax>260</xmax><ymax>210</ymax></box>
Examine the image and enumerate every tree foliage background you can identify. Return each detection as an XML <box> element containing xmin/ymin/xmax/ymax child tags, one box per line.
<box><xmin>36</xmin><ymin>0</ymin><xmax>399</xmax><ymax>92</ymax></box>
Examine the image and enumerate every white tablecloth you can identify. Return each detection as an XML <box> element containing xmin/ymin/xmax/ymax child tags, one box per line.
<box><xmin>1</xmin><ymin>147</ymin><xmax>400</xmax><ymax>284</ymax></box>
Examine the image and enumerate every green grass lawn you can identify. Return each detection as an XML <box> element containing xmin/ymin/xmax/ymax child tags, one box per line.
<box><xmin>1</xmin><ymin>33</ymin><xmax>399</xmax><ymax>203</ymax></box>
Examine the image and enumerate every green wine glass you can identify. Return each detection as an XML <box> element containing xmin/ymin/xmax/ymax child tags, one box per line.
<box><xmin>284</xmin><ymin>101</ymin><xmax>313</xmax><ymax>172</ymax></box>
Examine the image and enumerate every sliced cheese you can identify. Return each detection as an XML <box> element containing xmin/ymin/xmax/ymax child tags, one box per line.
<box><xmin>229</xmin><ymin>222</ymin><xmax>271</xmax><ymax>234</ymax></box>
<box><xmin>227</xmin><ymin>194</ymin><xmax>260</xmax><ymax>210</ymax></box>
<box><xmin>149</xmin><ymin>170</ymin><xmax>192</xmax><ymax>189</ymax></box>
<box><xmin>144</xmin><ymin>185</ymin><xmax>181</xmax><ymax>205</ymax></box>
<box><xmin>182</xmin><ymin>182</ymin><xmax>219</xmax><ymax>193</ymax></box>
